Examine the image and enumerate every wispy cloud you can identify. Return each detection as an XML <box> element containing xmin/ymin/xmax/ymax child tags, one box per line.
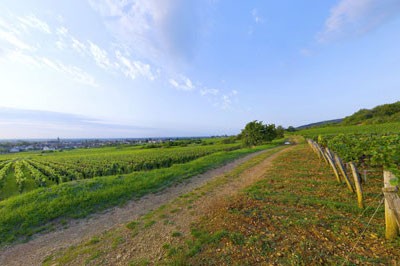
<box><xmin>318</xmin><ymin>0</ymin><xmax>400</xmax><ymax>42</ymax></box>
<box><xmin>71</xmin><ymin>37</ymin><xmax>86</xmax><ymax>55</ymax></box>
<box><xmin>169</xmin><ymin>75</ymin><xmax>195</xmax><ymax>91</ymax></box>
<box><xmin>17</xmin><ymin>15</ymin><xmax>51</xmax><ymax>34</ymax></box>
<box><xmin>199</xmin><ymin>87</ymin><xmax>238</xmax><ymax>110</ymax></box>
<box><xmin>88</xmin><ymin>0</ymin><xmax>211</xmax><ymax>64</ymax></box>
<box><xmin>0</xmin><ymin>12</ymin><xmax>158</xmax><ymax>84</ymax></box>
<box><xmin>88</xmin><ymin>41</ymin><xmax>112</xmax><ymax>69</ymax></box>
<box><xmin>200</xmin><ymin>88</ymin><xmax>219</xmax><ymax>96</ymax></box>
<box><xmin>39</xmin><ymin>57</ymin><xmax>98</xmax><ymax>87</ymax></box>
<box><xmin>0</xmin><ymin>28</ymin><xmax>34</xmax><ymax>50</ymax></box>
<box><xmin>220</xmin><ymin>90</ymin><xmax>238</xmax><ymax>110</ymax></box>
<box><xmin>2</xmin><ymin>50</ymin><xmax>41</xmax><ymax>67</ymax></box>
<box><xmin>3</xmin><ymin>50</ymin><xmax>97</xmax><ymax>87</ymax></box>
<box><xmin>251</xmin><ymin>8</ymin><xmax>264</xmax><ymax>24</ymax></box>
<box><xmin>115</xmin><ymin>50</ymin><xmax>155</xmax><ymax>81</ymax></box>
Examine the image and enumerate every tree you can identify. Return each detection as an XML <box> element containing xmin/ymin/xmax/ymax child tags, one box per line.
<box><xmin>286</xmin><ymin>126</ymin><xmax>296</xmax><ymax>132</ymax></box>
<box><xmin>241</xmin><ymin>120</ymin><xmax>265</xmax><ymax>146</ymax></box>
<box><xmin>276</xmin><ymin>125</ymin><xmax>285</xmax><ymax>138</ymax></box>
<box><xmin>263</xmin><ymin>124</ymin><xmax>277</xmax><ymax>141</ymax></box>
<box><xmin>240</xmin><ymin>121</ymin><xmax>278</xmax><ymax>147</ymax></box>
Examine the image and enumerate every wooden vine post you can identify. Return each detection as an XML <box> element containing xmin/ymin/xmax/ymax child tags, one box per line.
<box><xmin>334</xmin><ymin>154</ymin><xmax>355</xmax><ymax>193</ymax></box>
<box><xmin>349</xmin><ymin>162</ymin><xmax>364</xmax><ymax>209</ymax></box>
<box><xmin>317</xmin><ymin>145</ymin><xmax>329</xmax><ymax>164</ymax></box>
<box><xmin>324</xmin><ymin>149</ymin><xmax>341</xmax><ymax>183</ymax></box>
<box><xmin>383</xmin><ymin>170</ymin><xmax>400</xmax><ymax>239</ymax></box>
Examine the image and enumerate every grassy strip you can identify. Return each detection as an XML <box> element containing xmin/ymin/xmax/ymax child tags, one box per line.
<box><xmin>0</xmin><ymin>144</ymin><xmax>278</xmax><ymax>246</ymax></box>
<box><xmin>165</xmin><ymin>144</ymin><xmax>400</xmax><ymax>265</ymax></box>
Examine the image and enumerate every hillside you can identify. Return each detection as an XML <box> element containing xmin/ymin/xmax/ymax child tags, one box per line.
<box><xmin>296</xmin><ymin>101</ymin><xmax>400</xmax><ymax>130</ymax></box>
<box><xmin>343</xmin><ymin>101</ymin><xmax>400</xmax><ymax>125</ymax></box>
<box><xmin>296</xmin><ymin>119</ymin><xmax>343</xmax><ymax>130</ymax></box>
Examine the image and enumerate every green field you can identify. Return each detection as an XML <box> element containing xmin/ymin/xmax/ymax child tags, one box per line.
<box><xmin>0</xmin><ymin>139</ymin><xmax>282</xmax><ymax>246</ymax></box>
<box><xmin>0</xmin><ymin>141</ymin><xmax>240</xmax><ymax>200</ymax></box>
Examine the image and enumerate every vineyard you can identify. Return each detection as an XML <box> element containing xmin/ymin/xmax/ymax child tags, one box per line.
<box><xmin>298</xmin><ymin>122</ymin><xmax>400</xmax><ymax>138</ymax></box>
<box><xmin>299</xmin><ymin>122</ymin><xmax>400</xmax><ymax>177</ymax></box>
<box><xmin>0</xmin><ymin>142</ymin><xmax>240</xmax><ymax>200</ymax></box>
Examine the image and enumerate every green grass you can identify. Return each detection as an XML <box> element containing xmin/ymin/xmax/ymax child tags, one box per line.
<box><xmin>0</xmin><ymin>143</ymin><xmax>278</xmax><ymax>246</ymax></box>
<box><xmin>296</xmin><ymin>122</ymin><xmax>400</xmax><ymax>138</ymax></box>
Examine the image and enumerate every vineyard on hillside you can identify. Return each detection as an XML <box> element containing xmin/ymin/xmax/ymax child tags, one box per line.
<box><xmin>0</xmin><ymin>142</ymin><xmax>240</xmax><ymax>200</ymax></box>
<box><xmin>299</xmin><ymin>122</ymin><xmax>400</xmax><ymax>177</ymax></box>
<box><xmin>298</xmin><ymin>122</ymin><xmax>400</xmax><ymax>137</ymax></box>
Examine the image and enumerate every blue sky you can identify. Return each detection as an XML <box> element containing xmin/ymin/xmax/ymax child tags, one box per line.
<box><xmin>0</xmin><ymin>0</ymin><xmax>399</xmax><ymax>139</ymax></box>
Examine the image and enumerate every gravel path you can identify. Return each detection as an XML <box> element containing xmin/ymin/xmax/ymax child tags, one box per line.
<box><xmin>0</xmin><ymin>148</ymin><xmax>280</xmax><ymax>266</ymax></box>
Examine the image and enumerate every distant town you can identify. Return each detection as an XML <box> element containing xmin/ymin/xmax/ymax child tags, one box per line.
<box><xmin>0</xmin><ymin>136</ymin><xmax>223</xmax><ymax>154</ymax></box>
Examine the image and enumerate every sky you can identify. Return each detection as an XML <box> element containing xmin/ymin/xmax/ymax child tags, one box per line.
<box><xmin>0</xmin><ymin>0</ymin><xmax>399</xmax><ymax>139</ymax></box>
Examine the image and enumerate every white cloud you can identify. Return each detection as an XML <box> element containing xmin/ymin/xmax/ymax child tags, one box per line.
<box><xmin>0</xmin><ymin>28</ymin><xmax>34</xmax><ymax>50</ymax></box>
<box><xmin>200</xmin><ymin>88</ymin><xmax>219</xmax><ymax>96</ymax></box>
<box><xmin>54</xmin><ymin>26</ymin><xmax>69</xmax><ymax>50</ymax></box>
<box><xmin>0</xmin><ymin>13</ymin><xmax>99</xmax><ymax>88</ymax></box>
<box><xmin>251</xmin><ymin>8</ymin><xmax>264</xmax><ymax>24</ymax></box>
<box><xmin>71</xmin><ymin>38</ymin><xmax>86</xmax><ymax>54</ymax></box>
<box><xmin>169</xmin><ymin>75</ymin><xmax>195</xmax><ymax>91</ymax></box>
<box><xmin>2</xmin><ymin>50</ymin><xmax>41</xmax><ymax>67</ymax></box>
<box><xmin>221</xmin><ymin>95</ymin><xmax>232</xmax><ymax>110</ymax></box>
<box><xmin>2</xmin><ymin>48</ymin><xmax>98</xmax><ymax>87</ymax></box>
<box><xmin>318</xmin><ymin>0</ymin><xmax>400</xmax><ymax>42</ymax></box>
<box><xmin>39</xmin><ymin>57</ymin><xmax>98</xmax><ymax>87</ymax></box>
<box><xmin>115</xmin><ymin>50</ymin><xmax>155</xmax><ymax>81</ymax></box>
<box><xmin>219</xmin><ymin>90</ymin><xmax>239</xmax><ymax>110</ymax></box>
<box><xmin>88</xmin><ymin>0</ymin><xmax>211</xmax><ymax>65</ymax></box>
<box><xmin>88</xmin><ymin>0</ymin><xmax>172</xmax><ymax>62</ymax></box>
<box><xmin>56</xmin><ymin>26</ymin><xmax>68</xmax><ymax>37</ymax></box>
<box><xmin>17</xmin><ymin>15</ymin><xmax>51</xmax><ymax>34</ymax></box>
<box><xmin>200</xmin><ymin>87</ymin><xmax>238</xmax><ymax>110</ymax></box>
<box><xmin>88</xmin><ymin>41</ymin><xmax>112</xmax><ymax>69</ymax></box>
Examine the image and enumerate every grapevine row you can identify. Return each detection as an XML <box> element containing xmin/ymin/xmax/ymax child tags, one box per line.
<box><xmin>0</xmin><ymin>162</ymin><xmax>12</xmax><ymax>188</ymax></box>
<box><xmin>311</xmin><ymin>133</ymin><xmax>400</xmax><ymax>176</ymax></box>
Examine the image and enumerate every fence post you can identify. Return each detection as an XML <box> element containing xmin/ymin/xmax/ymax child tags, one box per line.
<box><xmin>316</xmin><ymin>145</ymin><xmax>329</xmax><ymax>164</ymax></box>
<box><xmin>383</xmin><ymin>170</ymin><xmax>399</xmax><ymax>239</ymax></box>
<box><xmin>349</xmin><ymin>162</ymin><xmax>364</xmax><ymax>209</ymax></box>
<box><xmin>334</xmin><ymin>154</ymin><xmax>355</xmax><ymax>193</ymax></box>
<box><xmin>324</xmin><ymin>150</ymin><xmax>342</xmax><ymax>183</ymax></box>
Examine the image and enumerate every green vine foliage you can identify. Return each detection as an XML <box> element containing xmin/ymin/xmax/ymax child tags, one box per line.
<box><xmin>312</xmin><ymin>133</ymin><xmax>400</xmax><ymax>184</ymax></box>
